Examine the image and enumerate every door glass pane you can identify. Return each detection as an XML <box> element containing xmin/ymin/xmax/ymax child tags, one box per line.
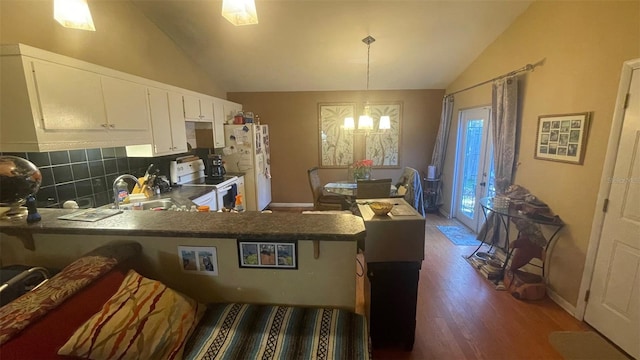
<box><xmin>460</xmin><ymin>119</ymin><xmax>484</xmax><ymax>218</ymax></box>
<box><xmin>487</xmin><ymin>157</ymin><xmax>496</xmax><ymax>199</ymax></box>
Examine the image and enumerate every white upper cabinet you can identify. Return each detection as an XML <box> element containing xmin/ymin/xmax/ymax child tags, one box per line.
<box><xmin>168</xmin><ymin>92</ymin><xmax>188</xmax><ymax>153</ymax></box>
<box><xmin>32</xmin><ymin>60</ymin><xmax>107</xmax><ymax>131</ymax></box>
<box><xmin>101</xmin><ymin>76</ymin><xmax>149</xmax><ymax>131</ymax></box>
<box><xmin>126</xmin><ymin>89</ymin><xmax>187</xmax><ymax>157</ymax></box>
<box><xmin>183</xmin><ymin>95</ymin><xmax>214</xmax><ymax>122</ymax></box>
<box><xmin>0</xmin><ymin>44</ymin><xmax>241</xmax><ymax>154</ymax></box>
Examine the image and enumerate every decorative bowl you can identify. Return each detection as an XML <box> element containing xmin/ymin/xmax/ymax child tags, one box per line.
<box><xmin>369</xmin><ymin>201</ymin><xmax>393</xmax><ymax>216</ymax></box>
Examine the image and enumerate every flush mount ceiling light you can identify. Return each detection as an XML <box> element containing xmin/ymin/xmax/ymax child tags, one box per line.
<box><xmin>54</xmin><ymin>0</ymin><xmax>96</xmax><ymax>31</ymax></box>
<box><xmin>222</xmin><ymin>0</ymin><xmax>258</xmax><ymax>26</ymax></box>
<box><xmin>344</xmin><ymin>36</ymin><xmax>390</xmax><ymax>132</ymax></box>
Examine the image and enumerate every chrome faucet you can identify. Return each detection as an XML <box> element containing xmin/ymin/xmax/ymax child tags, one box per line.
<box><xmin>113</xmin><ymin>174</ymin><xmax>142</xmax><ymax>209</ymax></box>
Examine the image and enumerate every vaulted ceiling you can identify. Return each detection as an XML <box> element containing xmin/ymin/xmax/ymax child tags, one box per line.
<box><xmin>132</xmin><ymin>0</ymin><xmax>532</xmax><ymax>93</ymax></box>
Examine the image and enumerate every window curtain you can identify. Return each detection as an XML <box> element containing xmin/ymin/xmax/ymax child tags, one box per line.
<box><xmin>477</xmin><ymin>76</ymin><xmax>519</xmax><ymax>245</ymax></box>
<box><xmin>430</xmin><ymin>95</ymin><xmax>454</xmax><ymax>205</ymax></box>
<box><xmin>491</xmin><ymin>76</ymin><xmax>519</xmax><ymax>194</ymax></box>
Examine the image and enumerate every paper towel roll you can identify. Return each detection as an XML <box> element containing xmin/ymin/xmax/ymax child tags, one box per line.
<box><xmin>427</xmin><ymin>165</ymin><xmax>436</xmax><ymax>179</ymax></box>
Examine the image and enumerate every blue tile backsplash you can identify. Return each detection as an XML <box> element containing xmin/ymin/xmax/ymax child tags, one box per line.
<box><xmin>1</xmin><ymin>147</ymin><xmax>183</xmax><ymax>209</ymax></box>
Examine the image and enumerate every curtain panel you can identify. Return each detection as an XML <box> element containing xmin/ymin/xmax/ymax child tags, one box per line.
<box><xmin>477</xmin><ymin>76</ymin><xmax>519</xmax><ymax>245</ymax></box>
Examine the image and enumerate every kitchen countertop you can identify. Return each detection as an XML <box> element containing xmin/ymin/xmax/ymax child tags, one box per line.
<box><xmin>0</xmin><ymin>200</ymin><xmax>366</xmax><ymax>250</ymax></box>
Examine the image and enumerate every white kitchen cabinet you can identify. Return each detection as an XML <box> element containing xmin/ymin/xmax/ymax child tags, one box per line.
<box><xmin>0</xmin><ymin>43</ymin><xmax>238</xmax><ymax>153</ymax></box>
<box><xmin>0</xmin><ymin>44</ymin><xmax>152</xmax><ymax>152</ymax></box>
<box><xmin>222</xmin><ymin>100</ymin><xmax>243</xmax><ymax>123</ymax></box>
<box><xmin>126</xmin><ymin>89</ymin><xmax>188</xmax><ymax>157</ymax></box>
<box><xmin>101</xmin><ymin>76</ymin><xmax>150</xmax><ymax>131</ymax></box>
<box><xmin>31</xmin><ymin>60</ymin><xmax>107</xmax><ymax>131</ymax></box>
<box><xmin>183</xmin><ymin>95</ymin><xmax>214</xmax><ymax>122</ymax></box>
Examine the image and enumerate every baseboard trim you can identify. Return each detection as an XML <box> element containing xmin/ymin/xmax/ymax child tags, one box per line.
<box><xmin>547</xmin><ymin>287</ymin><xmax>578</xmax><ymax>319</ymax></box>
<box><xmin>269</xmin><ymin>202</ymin><xmax>313</xmax><ymax>208</ymax></box>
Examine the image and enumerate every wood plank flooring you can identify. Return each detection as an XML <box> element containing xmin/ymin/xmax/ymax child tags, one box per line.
<box><xmin>270</xmin><ymin>206</ymin><xmax>591</xmax><ymax>359</ymax></box>
<box><xmin>371</xmin><ymin>214</ymin><xmax>590</xmax><ymax>360</ymax></box>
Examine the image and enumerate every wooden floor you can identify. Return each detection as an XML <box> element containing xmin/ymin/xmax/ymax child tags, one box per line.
<box><xmin>271</xmin><ymin>206</ymin><xmax>591</xmax><ymax>359</ymax></box>
<box><xmin>371</xmin><ymin>213</ymin><xmax>591</xmax><ymax>360</ymax></box>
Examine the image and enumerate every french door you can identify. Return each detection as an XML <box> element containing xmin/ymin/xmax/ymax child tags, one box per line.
<box><xmin>454</xmin><ymin>106</ymin><xmax>495</xmax><ymax>233</ymax></box>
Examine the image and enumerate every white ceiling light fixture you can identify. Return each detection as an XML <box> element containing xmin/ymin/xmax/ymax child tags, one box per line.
<box><xmin>344</xmin><ymin>35</ymin><xmax>389</xmax><ymax>132</ymax></box>
<box><xmin>222</xmin><ymin>0</ymin><xmax>258</xmax><ymax>26</ymax></box>
<box><xmin>54</xmin><ymin>0</ymin><xmax>96</xmax><ymax>31</ymax></box>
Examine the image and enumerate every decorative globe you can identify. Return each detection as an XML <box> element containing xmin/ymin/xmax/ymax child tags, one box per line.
<box><xmin>0</xmin><ymin>155</ymin><xmax>42</xmax><ymax>207</ymax></box>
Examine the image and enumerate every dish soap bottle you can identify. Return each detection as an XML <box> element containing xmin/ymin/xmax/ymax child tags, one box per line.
<box><xmin>235</xmin><ymin>194</ymin><xmax>244</xmax><ymax>212</ymax></box>
<box><xmin>115</xmin><ymin>179</ymin><xmax>130</xmax><ymax>204</ymax></box>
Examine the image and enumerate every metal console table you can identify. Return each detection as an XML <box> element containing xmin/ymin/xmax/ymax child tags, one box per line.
<box><xmin>469</xmin><ymin>197</ymin><xmax>565</xmax><ymax>277</ymax></box>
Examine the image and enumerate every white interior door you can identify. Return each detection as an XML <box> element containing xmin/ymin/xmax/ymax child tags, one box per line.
<box><xmin>584</xmin><ymin>64</ymin><xmax>639</xmax><ymax>359</ymax></box>
<box><xmin>454</xmin><ymin>106</ymin><xmax>493</xmax><ymax>232</ymax></box>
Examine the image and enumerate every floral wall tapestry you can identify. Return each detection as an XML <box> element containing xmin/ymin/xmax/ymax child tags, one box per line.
<box><xmin>319</xmin><ymin>103</ymin><xmax>355</xmax><ymax>167</ymax></box>
<box><xmin>366</xmin><ymin>102</ymin><xmax>401</xmax><ymax>167</ymax></box>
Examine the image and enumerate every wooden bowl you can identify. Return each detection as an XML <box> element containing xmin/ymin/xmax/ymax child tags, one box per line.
<box><xmin>369</xmin><ymin>201</ymin><xmax>393</xmax><ymax>216</ymax></box>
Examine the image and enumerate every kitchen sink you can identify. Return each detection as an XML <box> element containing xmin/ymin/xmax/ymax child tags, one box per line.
<box><xmin>137</xmin><ymin>199</ymin><xmax>177</xmax><ymax>211</ymax></box>
<box><xmin>103</xmin><ymin>198</ymin><xmax>180</xmax><ymax>211</ymax></box>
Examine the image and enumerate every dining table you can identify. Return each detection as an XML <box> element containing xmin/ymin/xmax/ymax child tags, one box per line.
<box><xmin>323</xmin><ymin>181</ymin><xmax>398</xmax><ymax>197</ymax></box>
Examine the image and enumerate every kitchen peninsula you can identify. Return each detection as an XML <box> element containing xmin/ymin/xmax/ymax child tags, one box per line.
<box><xmin>0</xmin><ymin>209</ymin><xmax>365</xmax><ymax>310</ymax></box>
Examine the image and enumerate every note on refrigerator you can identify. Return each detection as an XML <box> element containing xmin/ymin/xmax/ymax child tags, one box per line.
<box><xmin>234</xmin><ymin>129</ymin><xmax>245</xmax><ymax>144</ymax></box>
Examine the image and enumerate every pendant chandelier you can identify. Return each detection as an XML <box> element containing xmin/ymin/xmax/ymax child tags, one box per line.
<box><xmin>53</xmin><ymin>0</ymin><xmax>96</xmax><ymax>31</ymax></box>
<box><xmin>344</xmin><ymin>35</ymin><xmax>391</xmax><ymax>131</ymax></box>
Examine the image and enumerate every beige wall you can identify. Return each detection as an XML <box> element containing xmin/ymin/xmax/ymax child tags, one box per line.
<box><xmin>228</xmin><ymin>90</ymin><xmax>444</xmax><ymax>204</ymax></box>
<box><xmin>0</xmin><ymin>0</ymin><xmax>224</xmax><ymax>98</ymax></box>
<box><xmin>441</xmin><ymin>1</ymin><xmax>639</xmax><ymax>306</ymax></box>
<box><xmin>0</xmin><ymin>234</ymin><xmax>357</xmax><ymax>309</ymax></box>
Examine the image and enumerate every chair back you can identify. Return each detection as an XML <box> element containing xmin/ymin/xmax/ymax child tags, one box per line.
<box><xmin>396</xmin><ymin>167</ymin><xmax>425</xmax><ymax>215</ymax></box>
<box><xmin>307</xmin><ymin>167</ymin><xmax>323</xmax><ymax>207</ymax></box>
<box><xmin>356</xmin><ymin>178</ymin><xmax>392</xmax><ymax>199</ymax></box>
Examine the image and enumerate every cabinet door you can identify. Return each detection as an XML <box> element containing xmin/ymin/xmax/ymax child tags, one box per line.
<box><xmin>168</xmin><ymin>92</ymin><xmax>188</xmax><ymax>153</ymax></box>
<box><xmin>147</xmin><ymin>88</ymin><xmax>173</xmax><ymax>155</ymax></box>
<box><xmin>212</xmin><ymin>99</ymin><xmax>226</xmax><ymax>148</ymax></box>
<box><xmin>32</xmin><ymin>60</ymin><xmax>106</xmax><ymax>130</ymax></box>
<box><xmin>200</xmin><ymin>99</ymin><xmax>214</xmax><ymax>122</ymax></box>
<box><xmin>101</xmin><ymin>76</ymin><xmax>149</xmax><ymax>130</ymax></box>
<box><xmin>183</xmin><ymin>95</ymin><xmax>201</xmax><ymax>120</ymax></box>
<box><xmin>223</xmin><ymin>101</ymin><xmax>243</xmax><ymax>123</ymax></box>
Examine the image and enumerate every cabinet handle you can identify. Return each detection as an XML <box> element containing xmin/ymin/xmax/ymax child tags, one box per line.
<box><xmin>101</xmin><ymin>123</ymin><xmax>108</xmax><ymax>128</ymax></box>
<box><xmin>109</xmin><ymin>124</ymin><xmax>115</xmax><ymax>128</ymax></box>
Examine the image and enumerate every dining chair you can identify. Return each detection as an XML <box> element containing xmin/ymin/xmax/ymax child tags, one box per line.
<box><xmin>307</xmin><ymin>167</ymin><xmax>347</xmax><ymax>211</ymax></box>
<box><xmin>395</xmin><ymin>167</ymin><xmax>425</xmax><ymax>215</ymax></box>
<box><xmin>356</xmin><ymin>178</ymin><xmax>393</xmax><ymax>199</ymax></box>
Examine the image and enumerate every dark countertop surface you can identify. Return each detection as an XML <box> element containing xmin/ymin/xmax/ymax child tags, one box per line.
<box><xmin>0</xmin><ymin>185</ymin><xmax>366</xmax><ymax>250</ymax></box>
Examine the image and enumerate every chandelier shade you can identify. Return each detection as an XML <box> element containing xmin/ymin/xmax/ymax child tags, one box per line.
<box><xmin>344</xmin><ymin>35</ymin><xmax>391</xmax><ymax>132</ymax></box>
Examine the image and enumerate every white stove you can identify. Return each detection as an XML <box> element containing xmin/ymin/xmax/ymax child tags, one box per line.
<box><xmin>170</xmin><ymin>159</ymin><xmax>241</xmax><ymax>211</ymax></box>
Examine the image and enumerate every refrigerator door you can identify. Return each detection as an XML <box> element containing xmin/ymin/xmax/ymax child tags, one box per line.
<box><xmin>254</xmin><ymin>125</ymin><xmax>272</xmax><ymax>210</ymax></box>
<box><xmin>223</xmin><ymin>125</ymin><xmax>271</xmax><ymax>211</ymax></box>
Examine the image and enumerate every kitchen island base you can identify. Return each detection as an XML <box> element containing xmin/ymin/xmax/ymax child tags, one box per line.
<box><xmin>366</xmin><ymin>261</ymin><xmax>421</xmax><ymax>351</ymax></box>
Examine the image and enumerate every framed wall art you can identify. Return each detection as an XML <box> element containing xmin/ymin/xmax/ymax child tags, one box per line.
<box><xmin>178</xmin><ymin>246</ymin><xmax>219</xmax><ymax>276</ymax></box>
<box><xmin>534</xmin><ymin>112</ymin><xmax>591</xmax><ymax>165</ymax></box>
<box><xmin>319</xmin><ymin>103</ymin><xmax>355</xmax><ymax>167</ymax></box>
<box><xmin>237</xmin><ymin>240</ymin><xmax>298</xmax><ymax>269</ymax></box>
<box><xmin>366</xmin><ymin>102</ymin><xmax>402</xmax><ymax>167</ymax></box>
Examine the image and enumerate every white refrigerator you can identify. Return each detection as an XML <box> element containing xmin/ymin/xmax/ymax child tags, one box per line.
<box><xmin>222</xmin><ymin>124</ymin><xmax>272</xmax><ymax>211</ymax></box>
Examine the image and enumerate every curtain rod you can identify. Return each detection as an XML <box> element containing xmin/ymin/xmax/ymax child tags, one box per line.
<box><xmin>444</xmin><ymin>63</ymin><xmax>537</xmax><ymax>98</ymax></box>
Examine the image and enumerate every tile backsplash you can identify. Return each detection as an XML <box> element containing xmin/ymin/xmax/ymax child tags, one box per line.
<box><xmin>1</xmin><ymin>147</ymin><xmax>184</xmax><ymax>209</ymax></box>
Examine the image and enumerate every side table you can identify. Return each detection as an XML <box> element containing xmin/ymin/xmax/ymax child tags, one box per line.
<box><xmin>424</xmin><ymin>177</ymin><xmax>440</xmax><ymax>213</ymax></box>
<box><xmin>470</xmin><ymin>197</ymin><xmax>564</xmax><ymax>278</ymax></box>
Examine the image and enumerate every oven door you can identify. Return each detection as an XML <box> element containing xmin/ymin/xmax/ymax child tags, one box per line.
<box><xmin>217</xmin><ymin>184</ymin><xmax>237</xmax><ymax>210</ymax></box>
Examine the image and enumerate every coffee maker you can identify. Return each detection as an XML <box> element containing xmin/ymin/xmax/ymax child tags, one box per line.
<box><xmin>208</xmin><ymin>154</ymin><xmax>226</xmax><ymax>179</ymax></box>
